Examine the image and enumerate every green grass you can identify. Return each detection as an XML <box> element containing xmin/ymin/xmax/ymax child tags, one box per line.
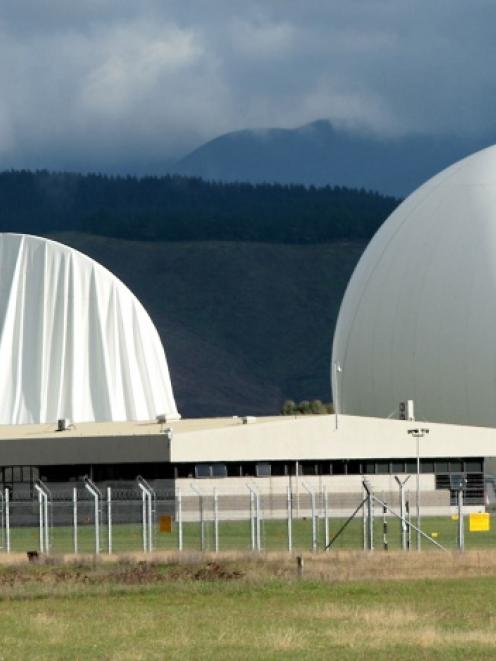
<box><xmin>0</xmin><ymin>561</ymin><xmax>495</xmax><ymax>660</ymax></box>
<box><xmin>3</xmin><ymin>514</ymin><xmax>495</xmax><ymax>555</ymax></box>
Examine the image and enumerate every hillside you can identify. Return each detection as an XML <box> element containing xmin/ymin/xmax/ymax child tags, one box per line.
<box><xmin>176</xmin><ymin>119</ymin><xmax>494</xmax><ymax>197</ymax></box>
<box><xmin>49</xmin><ymin>233</ymin><xmax>366</xmax><ymax>417</ymax></box>
<box><xmin>0</xmin><ymin>170</ymin><xmax>396</xmax><ymax>244</ymax></box>
<box><xmin>0</xmin><ymin>170</ymin><xmax>390</xmax><ymax>416</ymax></box>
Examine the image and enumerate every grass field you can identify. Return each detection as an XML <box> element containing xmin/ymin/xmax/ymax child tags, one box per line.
<box><xmin>1</xmin><ymin>551</ymin><xmax>496</xmax><ymax>659</ymax></box>
<box><xmin>2</xmin><ymin>514</ymin><xmax>494</xmax><ymax>555</ymax></box>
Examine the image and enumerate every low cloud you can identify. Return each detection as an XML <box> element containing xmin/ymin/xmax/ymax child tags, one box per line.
<box><xmin>0</xmin><ymin>0</ymin><xmax>494</xmax><ymax>172</ymax></box>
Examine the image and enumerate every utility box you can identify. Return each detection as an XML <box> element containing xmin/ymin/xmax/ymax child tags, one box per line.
<box><xmin>160</xmin><ymin>515</ymin><xmax>173</xmax><ymax>533</ymax></box>
<box><xmin>399</xmin><ymin>400</ymin><xmax>415</xmax><ymax>421</ymax></box>
<box><xmin>469</xmin><ymin>512</ymin><xmax>490</xmax><ymax>532</ymax></box>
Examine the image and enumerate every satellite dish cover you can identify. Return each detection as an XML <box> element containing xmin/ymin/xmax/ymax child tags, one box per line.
<box><xmin>0</xmin><ymin>234</ymin><xmax>179</xmax><ymax>424</ymax></box>
<box><xmin>332</xmin><ymin>145</ymin><xmax>496</xmax><ymax>428</ymax></box>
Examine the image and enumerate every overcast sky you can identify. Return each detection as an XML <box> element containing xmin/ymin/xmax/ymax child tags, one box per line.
<box><xmin>1</xmin><ymin>0</ymin><xmax>495</xmax><ymax>173</ymax></box>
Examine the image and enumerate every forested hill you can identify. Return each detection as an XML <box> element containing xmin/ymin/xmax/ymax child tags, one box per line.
<box><xmin>0</xmin><ymin>171</ymin><xmax>398</xmax><ymax>244</ymax></box>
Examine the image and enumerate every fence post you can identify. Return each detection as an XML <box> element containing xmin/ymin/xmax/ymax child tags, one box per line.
<box><xmin>107</xmin><ymin>486</ymin><xmax>112</xmax><ymax>555</ymax></box>
<box><xmin>458</xmin><ymin>488</ymin><xmax>465</xmax><ymax>551</ymax></box>
<box><xmin>73</xmin><ymin>487</ymin><xmax>78</xmax><ymax>554</ymax></box>
<box><xmin>138</xmin><ymin>477</ymin><xmax>155</xmax><ymax>552</ymax></box>
<box><xmin>177</xmin><ymin>488</ymin><xmax>183</xmax><ymax>551</ymax></box>
<box><xmin>5</xmin><ymin>489</ymin><xmax>10</xmax><ymax>553</ymax></box>
<box><xmin>213</xmin><ymin>488</ymin><xmax>219</xmax><ymax>553</ymax></box>
<box><xmin>191</xmin><ymin>484</ymin><xmax>205</xmax><ymax>552</ymax></box>
<box><xmin>250</xmin><ymin>491</ymin><xmax>255</xmax><ymax>550</ymax></box>
<box><xmin>84</xmin><ymin>477</ymin><xmax>101</xmax><ymax>555</ymax></box>
<box><xmin>247</xmin><ymin>486</ymin><xmax>257</xmax><ymax>551</ymax></box>
<box><xmin>36</xmin><ymin>486</ymin><xmax>44</xmax><ymax>553</ymax></box>
<box><xmin>34</xmin><ymin>480</ymin><xmax>50</xmax><ymax>554</ymax></box>
<box><xmin>323</xmin><ymin>485</ymin><xmax>329</xmax><ymax>550</ymax></box>
<box><xmin>302</xmin><ymin>482</ymin><xmax>317</xmax><ymax>552</ymax></box>
<box><xmin>406</xmin><ymin>499</ymin><xmax>411</xmax><ymax>550</ymax></box>
<box><xmin>141</xmin><ymin>485</ymin><xmax>147</xmax><ymax>551</ymax></box>
<box><xmin>367</xmin><ymin>490</ymin><xmax>374</xmax><ymax>550</ymax></box>
<box><xmin>0</xmin><ymin>490</ymin><xmax>4</xmax><ymax>551</ymax></box>
<box><xmin>362</xmin><ymin>480</ymin><xmax>374</xmax><ymax>551</ymax></box>
<box><xmin>383</xmin><ymin>503</ymin><xmax>388</xmax><ymax>551</ymax></box>
<box><xmin>395</xmin><ymin>475</ymin><xmax>411</xmax><ymax>551</ymax></box>
<box><xmin>362</xmin><ymin>485</ymin><xmax>367</xmax><ymax>550</ymax></box>
<box><xmin>287</xmin><ymin>486</ymin><xmax>293</xmax><ymax>552</ymax></box>
<box><xmin>256</xmin><ymin>493</ymin><xmax>261</xmax><ymax>551</ymax></box>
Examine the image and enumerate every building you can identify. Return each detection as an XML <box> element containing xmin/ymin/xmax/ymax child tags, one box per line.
<box><xmin>3</xmin><ymin>142</ymin><xmax>496</xmax><ymax>520</ymax></box>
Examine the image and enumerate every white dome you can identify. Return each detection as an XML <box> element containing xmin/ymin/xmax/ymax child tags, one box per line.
<box><xmin>332</xmin><ymin>145</ymin><xmax>496</xmax><ymax>428</ymax></box>
<box><xmin>0</xmin><ymin>234</ymin><xmax>179</xmax><ymax>424</ymax></box>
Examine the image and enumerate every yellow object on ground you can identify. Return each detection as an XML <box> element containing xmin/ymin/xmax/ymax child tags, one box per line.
<box><xmin>469</xmin><ymin>512</ymin><xmax>490</xmax><ymax>532</ymax></box>
<box><xmin>431</xmin><ymin>532</ymin><xmax>438</xmax><ymax>538</ymax></box>
<box><xmin>159</xmin><ymin>515</ymin><xmax>173</xmax><ymax>533</ymax></box>
<box><xmin>451</xmin><ymin>515</ymin><xmax>459</xmax><ymax>521</ymax></box>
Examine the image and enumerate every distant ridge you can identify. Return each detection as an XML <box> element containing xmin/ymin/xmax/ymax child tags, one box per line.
<box><xmin>176</xmin><ymin>120</ymin><xmax>495</xmax><ymax>197</ymax></box>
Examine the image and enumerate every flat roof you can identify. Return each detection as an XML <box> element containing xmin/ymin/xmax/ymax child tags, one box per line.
<box><xmin>0</xmin><ymin>414</ymin><xmax>495</xmax><ymax>466</ymax></box>
<box><xmin>0</xmin><ymin>416</ymin><xmax>282</xmax><ymax>440</ymax></box>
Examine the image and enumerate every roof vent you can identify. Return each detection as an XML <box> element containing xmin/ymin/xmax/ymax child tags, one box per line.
<box><xmin>57</xmin><ymin>418</ymin><xmax>70</xmax><ymax>432</ymax></box>
<box><xmin>241</xmin><ymin>416</ymin><xmax>257</xmax><ymax>424</ymax></box>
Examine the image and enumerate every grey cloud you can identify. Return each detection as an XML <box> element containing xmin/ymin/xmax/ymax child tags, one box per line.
<box><xmin>0</xmin><ymin>0</ymin><xmax>495</xmax><ymax>172</ymax></box>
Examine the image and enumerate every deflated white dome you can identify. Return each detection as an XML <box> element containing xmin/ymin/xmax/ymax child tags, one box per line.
<box><xmin>332</xmin><ymin>145</ymin><xmax>496</xmax><ymax>428</ymax></box>
<box><xmin>0</xmin><ymin>234</ymin><xmax>179</xmax><ymax>424</ymax></box>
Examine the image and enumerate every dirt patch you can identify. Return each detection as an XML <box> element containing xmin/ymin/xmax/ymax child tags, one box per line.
<box><xmin>0</xmin><ymin>559</ymin><xmax>245</xmax><ymax>588</ymax></box>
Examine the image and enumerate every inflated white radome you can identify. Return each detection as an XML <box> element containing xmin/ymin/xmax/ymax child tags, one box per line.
<box><xmin>332</xmin><ymin>145</ymin><xmax>496</xmax><ymax>428</ymax></box>
<box><xmin>0</xmin><ymin>234</ymin><xmax>179</xmax><ymax>424</ymax></box>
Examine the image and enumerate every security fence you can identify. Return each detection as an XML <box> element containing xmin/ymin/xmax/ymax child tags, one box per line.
<box><xmin>0</xmin><ymin>476</ymin><xmax>492</xmax><ymax>555</ymax></box>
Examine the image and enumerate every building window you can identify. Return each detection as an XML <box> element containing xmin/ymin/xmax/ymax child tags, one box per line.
<box><xmin>195</xmin><ymin>464</ymin><xmax>210</xmax><ymax>479</ymax></box>
<box><xmin>212</xmin><ymin>464</ymin><xmax>227</xmax><ymax>478</ymax></box>
<box><xmin>465</xmin><ymin>459</ymin><xmax>483</xmax><ymax>472</ymax></box>
<box><xmin>256</xmin><ymin>463</ymin><xmax>271</xmax><ymax>478</ymax></box>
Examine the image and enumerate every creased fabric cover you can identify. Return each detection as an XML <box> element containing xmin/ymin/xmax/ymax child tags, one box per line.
<box><xmin>0</xmin><ymin>234</ymin><xmax>179</xmax><ymax>424</ymax></box>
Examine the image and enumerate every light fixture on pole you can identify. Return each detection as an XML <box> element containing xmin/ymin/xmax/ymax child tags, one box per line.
<box><xmin>332</xmin><ymin>361</ymin><xmax>342</xmax><ymax>430</ymax></box>
<box><xmin>407</xmin><ymin>427</ymin><xmax>429</xmax><ymax>551</ymax></box>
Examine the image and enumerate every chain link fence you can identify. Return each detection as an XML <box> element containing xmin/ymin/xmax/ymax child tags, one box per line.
<box><xmin>0</xmin><ymin>476</ymin><xmax>492</xmax><ymax>555</ymax></box>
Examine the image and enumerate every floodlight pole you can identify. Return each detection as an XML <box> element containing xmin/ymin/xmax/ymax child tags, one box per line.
<box><xmin>332</xmin><ymin>361</ymin><xmax>342</xmax><ymax>430</ymax></box>
<box><xmin>408</xmin><ymin>428</ymin><xmax>429</xmax><ymax>550</ymax></box>
<box><xmin>394</xmin><ymin>475</ymin><xmax>411</xmax><ymax>551</ymax></box>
